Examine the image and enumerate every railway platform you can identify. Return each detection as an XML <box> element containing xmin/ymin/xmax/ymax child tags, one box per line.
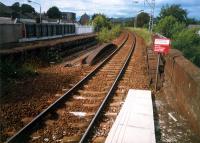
<box><xmin>105</xmin><ymin>89</ymin><xmax>156</xmax><ymax>143</ymax></box>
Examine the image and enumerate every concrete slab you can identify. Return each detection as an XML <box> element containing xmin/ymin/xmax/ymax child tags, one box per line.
<box><xmin>105</xmin><ymin>89</ymin><xmax>156</xmax><ymax>143</ymax></box>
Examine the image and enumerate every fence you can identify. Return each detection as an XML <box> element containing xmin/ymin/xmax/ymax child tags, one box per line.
<box><xmin>0</xmin><ymin>23</ymin><xmax>94</xmax><ymax>46</ymax></box>
<box><xmin>76</xmin><ymin>25</ymin><xmax>94</xmax><ymax>34</ymax></box>
<box><xmin>24</xmin><ymin>24</ymin><xmax>76</xmax><ymax>39</ymax></box>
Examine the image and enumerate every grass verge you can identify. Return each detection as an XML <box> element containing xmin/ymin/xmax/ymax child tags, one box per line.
<box><xmin>127</xmin><ymin>27</ymin><xmax>152</xmax><ymax>46</ymax></box>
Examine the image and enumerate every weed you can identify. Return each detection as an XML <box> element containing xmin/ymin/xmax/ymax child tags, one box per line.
<box><xmin>0</xmin><ymin>59</ymin><xmax>38</xmax><ymax>81</ymax></box>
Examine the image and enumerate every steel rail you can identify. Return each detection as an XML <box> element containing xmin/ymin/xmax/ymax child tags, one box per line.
<box><xmin>6</xmin><ymin>32</ymin><xmax>129</xmax><ymax>143</ymax></box>
<box><xmin>79</xmin><ymin>32</ymin><xmax>136</xmax><ymax>143</ymax></box>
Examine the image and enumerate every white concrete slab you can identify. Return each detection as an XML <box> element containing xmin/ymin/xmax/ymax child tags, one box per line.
<box><xmin>105</xmin><ymin>89</ymin><xmax>156</xmax><ymax>143</ymax></box>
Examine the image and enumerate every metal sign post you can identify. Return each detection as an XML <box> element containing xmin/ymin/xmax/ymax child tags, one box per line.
<box><xmin>154</xmin><ymin>38</ymin><xmax>171</xmax><ymax>91</ymax></box>
<box><xmin>155</xmin><ymin>53</ymin><xmax>160</xmax><ymax>91</ymax></box>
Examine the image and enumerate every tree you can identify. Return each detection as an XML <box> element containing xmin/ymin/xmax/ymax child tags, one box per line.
<box><xmin>172</xmin><ymin>28</ymin><xmax>200</xmax><ymax>66</ymax></box>
<box><xmin>171</xmin><ymin>22</ymin><xmax>186</xmax><ymax>37</ymax></box>
<box><xmin>187</xmin><ymin>18</ymin><xmax>198</xmax><ymax>25</ymax></box>
<box><xmin>154</xmin><ymin>16</ymin><xmax>185</xmax><ymax>38</ymax></box>
<box><xmin>124</xmin><ymin>19</ymin><xmax>134</xmax><ymax>27</ymax></box>
<box><xmin>11</xmin><ymin>2</ymin><xmax>20</xmax><ymax>12</ymax></box>
<box><xmin>91</xmin><ymin>14</ymin><xmax>99</xmax><ymax>20</ymax></box>
<box><xmin>92</xmin><ymin>14</ymin><xmax>111</xmax><ymax>31</ymax></box>
<box><xmin>159</xmin><ymin>4</ymin><xmax>187</xmax><ymax>23</ymax></box>
<box><xmin>136</xmin><ymin>12</ymin><xmax>150</xmax><ymax>28</ymax></box>
<box><xmin>21</xmin><ymin>4</ymin><xmax>35</xmax><ymax>14</ymax></box>
<box><xmin>47</xmin><ymin>6</ymin><xmax>61</xmax><ymax>19</ymax></box>
<box><xmin>10</xmin><ymin>2</ymin><xmax>20</xmax><ymax>18</ymax></box>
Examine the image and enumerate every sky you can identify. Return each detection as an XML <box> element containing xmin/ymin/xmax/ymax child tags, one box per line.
<box><xmin>1</xmin><ymin>0</ymin><xmax>200</xmax><ymax>19</ymax></box>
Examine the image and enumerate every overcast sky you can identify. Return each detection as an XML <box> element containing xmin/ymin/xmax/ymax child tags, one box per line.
<box><xmin>1</xmin><ymin>0</ymin><xmax>200</xmax><ymax>19</ymax></box>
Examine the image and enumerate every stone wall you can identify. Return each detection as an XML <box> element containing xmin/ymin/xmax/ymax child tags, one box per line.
<box><xmin>163</xmin><ymin>49</ymin><xmax>200</xmax><ymax>134</ymax></box>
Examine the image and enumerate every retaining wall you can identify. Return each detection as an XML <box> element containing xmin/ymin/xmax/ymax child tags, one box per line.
<box><xmin>163</xmin><ymin>49</ymin><xmax>200</xmax><ymax>134</ymax></box>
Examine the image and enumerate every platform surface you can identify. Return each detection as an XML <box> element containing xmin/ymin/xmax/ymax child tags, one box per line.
<box><xmin>105</xmin><ymin>89</ymin><xmax>156</xmax><ymax>143</ymax></box>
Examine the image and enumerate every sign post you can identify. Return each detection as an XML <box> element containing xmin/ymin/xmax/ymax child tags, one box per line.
<box><xmin>155</xmin><ymin>53</ymin><xmax>161</xmax><ymax>91</ymax></box>
<box><xmin>154</xmin><ymin>38</ymin><xmax>171</xmax><ymax>91</ymax></box>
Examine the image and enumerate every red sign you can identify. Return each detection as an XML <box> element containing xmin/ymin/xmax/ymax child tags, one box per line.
<box><xmin>154</xmin><ymin>38</ymin><xmax>171</xmax><ymax>54</ymax></box>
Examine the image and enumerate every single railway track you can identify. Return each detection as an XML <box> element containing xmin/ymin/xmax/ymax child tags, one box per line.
<box><xmin>7</xmin><ymin>31</ymin><xmax>136</xmax><ymax>143</ymax></box>
<box><xmin>89</xmin><ymin>35</ymin><xmax>142</xmax><ymax>143</ymax></box>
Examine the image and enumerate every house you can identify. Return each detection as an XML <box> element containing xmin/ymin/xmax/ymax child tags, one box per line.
<box><xmin>80</xmin><ymin>13</ymin><xmax>90</xmax><ymax>25</ymax></box>
<box><xmin>61</xmin><ymin>12</ymin><xmax>76</xmax><ymax>23</ymax></box>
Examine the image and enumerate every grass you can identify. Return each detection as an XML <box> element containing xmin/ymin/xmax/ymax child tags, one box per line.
<box><xmin>127</xmin><ymin>27</ymin><xmax>152</xmax><ymax>46</ymax></box>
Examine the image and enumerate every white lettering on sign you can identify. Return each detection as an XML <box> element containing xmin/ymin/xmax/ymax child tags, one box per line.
<box><xmin>154</xmin><ymin>39</ymin><xmax>170</xmax><ymax>45</ymax></box>
<box><xmin>154</xmin><ymin>38</ymin><xmax>171</xmax><ymax>54</ymax></box>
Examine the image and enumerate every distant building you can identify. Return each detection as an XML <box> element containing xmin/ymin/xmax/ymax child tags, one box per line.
<box><xmin>61</xmin><ymin>12</ymin><xmax>76</xmax><ymax>23</ymax></box>
<box><xmin>80</xmin><ymin>13</ymin><xmax>90</xmax><ymax>25</ymax></box>
<box><xmin>188</xmin><ymin>24</ymin><xmax>200</xmax><ymax>36</ymax></box>
<box><xmin>188</xmin><ymin>24</ymin><xmax>200</xmax><ymax>29</ymax></box>
<box><xmin>0</xmin><ymin>17</ymin><xmax>15</xmax><ymax>24</ymax></box>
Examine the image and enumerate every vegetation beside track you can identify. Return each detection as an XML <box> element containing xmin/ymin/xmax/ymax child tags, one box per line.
<box><xmin>97</xmin><ymin>25</ymin><xmax>121</xmax><ymax>43</ymax></box>
<box><xmin>91</xmin><ymin>14</ymin><xmax>122</xmax><ymax>43</ymax></box>
<box><xmin>0</xmin><ymin>60</ymin><xmax>37</xmax><ymax>80</ymax></box>
<box><xmin>0</xmin><ymin>59</ymin><xmax>38</xmax><ymax>98</ymax></box>
<box><xmin>123</xmin><ymin>4</ymin><xmax>200</xmax><ymax>67</ymax></box>
<box><xmin>0</xmin><ymin>50</ymin><xmax>60</xmax><ymax>84</ymax></box>
<box><xmin>0</xmin><ymin>43</ymin><xmax>65</xmax><ymax>98</ymax></box>
<box><xmin>127</xmin><ymin>27</ymin><xmax>152</xmax><ymax>46</ymax></box>
<box><xmin>171</xmin><ymin>28</ymin><xmax>200</xmax><ymax>67</ymax></box>
<box><xmin>154</xmin><ymin>4</ymin><xmax>200</xmax><ymax>67</ymax></box>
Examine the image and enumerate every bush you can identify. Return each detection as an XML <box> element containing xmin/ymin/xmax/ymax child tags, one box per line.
<box><xmin>97</xmin><ymin>28</ymin><xmax>110</xmax><ymax>43</ymax></box>
<box><xmin>172</xmin><ymin>28</ymin><xmax>200</xmax><ymax>66</ymax></box>
<box><xmin>154</xmin><ymin>4</ymin><xmax>200</xmax><ymax>67</ymax></box>
<box><xmin>154</xmin><ymin>16</ymin><xmax>186</xmax><ymax>38</ymax></box>
<box><xmin>93</xmin><ymin>15</ymin><xmax>111</xmax><ymax>32</ymax></box>
<box><xmin>111</xmin><ymin>25</ymin><xmax>121</xmax><ymax>38</ymax></box>
<box><xmin>97</xmin><ymin>25</ymin><xmax>121</xmax><ymax>43</ymax></box>
<box><xmin>171</xmin><ymin>22</ymin><xmax>186</xmax><ymax>37</ymax></box>
<box><xmin>185</xmin><ymin>45</ymin><xmax>200</xmax><ymax>66</ymax></box>
<box><xmin>0</xmin><ymin>60</ymin><xmax>37</xmax><ymax>81</ymax></box>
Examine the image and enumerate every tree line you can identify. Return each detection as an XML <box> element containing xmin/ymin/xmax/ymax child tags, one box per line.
<box><xmin>154</xmin><ymin>4</ymin><xmax>200</xmax><ymax>67</ymax></box>
<box><xmin>6</xmin><ymin>2</ymin><xmax>62</xmax><ymax>19</ymax></box>
<box><xmin>5</xmin><ymin>2</ymin><xmax>200</xmax><ymax>67</ymax></box>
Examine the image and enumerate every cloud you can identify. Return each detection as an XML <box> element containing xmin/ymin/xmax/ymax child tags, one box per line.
<box><xmin>1</xmin><ymin>0</ymin><xmax>200</xmax><ymax>19</ymax></box>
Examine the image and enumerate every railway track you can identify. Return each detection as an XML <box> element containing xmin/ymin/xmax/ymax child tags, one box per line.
<box><xmin>90</xmin><ymin>35</ymin><xmax>148</xmax><ymax>142</ymax></box>
<box><xmin>7</xmin><ymin>31</ymin><xmax>136</xmax><ymax>143</ymax></box>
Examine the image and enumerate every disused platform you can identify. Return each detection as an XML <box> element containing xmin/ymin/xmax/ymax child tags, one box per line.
<box><xmin>0</xmin><ymin>33</ymin><xmax>96</xmax><ymax>55</ymax></box>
